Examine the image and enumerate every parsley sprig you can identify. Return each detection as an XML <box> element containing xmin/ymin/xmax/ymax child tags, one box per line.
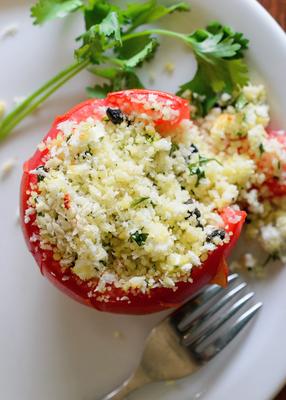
<box><xmin>0</xmin><ymin>0</ymin><xmax>249</xmax><ymax>141</ymax></box>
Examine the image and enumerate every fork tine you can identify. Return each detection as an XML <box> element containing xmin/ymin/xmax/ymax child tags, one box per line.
<box><xmin>182</xmin><ymin>292</ymin><xmax>254</xmax><ymax>347</ymax></box>
<box><xmin>193</xmin><ymin>302</ymin><xmax>263</xmax><ymax>363</ymax></box>
<box><xmin>173</xmin><ymin>273</ymin><xmax>239</xmax><ymax>332</ymax></box>
<box><xmin>176</xmin><ymin>281</ymin><xmax>247</xmax><ymax>333</ymax></box>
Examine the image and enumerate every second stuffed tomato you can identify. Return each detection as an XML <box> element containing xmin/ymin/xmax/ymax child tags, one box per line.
<box><xmin>20</xmin><ymin>90</ymin><xmax>246</xmax><ymax>314</ymax></box>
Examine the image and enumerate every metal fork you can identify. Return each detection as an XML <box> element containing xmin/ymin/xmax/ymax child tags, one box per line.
<box><xmin>100</xmin><ymin>274</ymin><xmax>262</xmax><ymax>400</ymax></box>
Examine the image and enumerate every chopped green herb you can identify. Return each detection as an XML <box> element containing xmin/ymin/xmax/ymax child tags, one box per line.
<box><xmin>131</xmin><ymin>197</ymin><xmax>149</xmax><ymax>207</ymax></box>
<box><xmin>189</xmin><ymin>166</ymin><xmax>206</xmax><ymax>187</ymax></box>
<box><xmin>259</xmin><ymin>143</ymin><xmax>265</xmax><ymax>155</ymax></box>
<box><xmin>130</xmin><ymin>230</ymin><xmax>149</xmax><ymax>246</ymax></box>
<box><xmin>235</xmin><ymin>93</ymin><xmax>248</xmax><ymax>110</ymax></box>
<box><xmin>189</xmin><ymin>155</ymin><xmax>222</xmax><ymax>170</ymax></box>
<box><xmin>145</xmin><ymin>133</ymin><xmax>155</xmax><ymax>143</ymax></box>
<box><xmin>263</xmin><ymin>251</ymin><xmax>280</xmax><ymax>266</ymax></box>
<box><xmin>169</xmin><ymin>142</ymin><xmax>179</xmax><ymax>156</ymax></box>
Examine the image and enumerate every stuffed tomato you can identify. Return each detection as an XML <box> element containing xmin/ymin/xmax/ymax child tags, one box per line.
<box><xmin>21</xmin><ymin>90</ymin><xmax>246</xmax><ymax>314</ymax></box>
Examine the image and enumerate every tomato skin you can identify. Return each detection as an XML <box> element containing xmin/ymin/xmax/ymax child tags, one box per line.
<box><xmin>20</xmin><ymin>90</ymin><xmax>246</xmax><ymax>314</ymax></box>
<box><xmin>106</xmin><ymin>90</ymin><xmax>190</xmax><ymax>134</ymax></box>
<box><xmin>262</xmin><ymin>130</ymin><xmax>286</xmax><ymax>197</ymax></box>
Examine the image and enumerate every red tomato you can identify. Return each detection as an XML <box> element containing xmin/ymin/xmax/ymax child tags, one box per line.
<box><xmin>263</xmin><ymin>130</ymin><xmax>286</xmax><ymax>197</ymax></box>
<box><xmin>20</xmin><ymin>90</ymin><xmax>246</xmax><ymax>314</ymax></box>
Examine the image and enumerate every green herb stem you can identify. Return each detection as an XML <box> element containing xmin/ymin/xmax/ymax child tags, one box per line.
<box><xmin>0</xmin><ymin>59</ymin><xmax>89</xmax><ymax>141</ymax></box>
<box><xmin>121</xmin><ymin>28</ymin><xmax>187</xmax><ymax>44</ymax></box>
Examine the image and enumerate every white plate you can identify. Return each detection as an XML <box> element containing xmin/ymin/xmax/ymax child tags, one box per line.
<box><xmin>1</xmin><ymin>1</ymin><xmax>286</xmax><ymax>399</ymax></box>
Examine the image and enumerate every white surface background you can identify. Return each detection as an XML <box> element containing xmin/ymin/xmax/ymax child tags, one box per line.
<box><xmin>1</xmin><ymin>1</ymin><xmax>286</xmax><ymax>399</ymax></box>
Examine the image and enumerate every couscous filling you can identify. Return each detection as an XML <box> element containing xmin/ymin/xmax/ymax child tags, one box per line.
<box><xmin>25</xmin><ymin>85</ymin><xmax>286</xmax><ymax>292</ymax></box>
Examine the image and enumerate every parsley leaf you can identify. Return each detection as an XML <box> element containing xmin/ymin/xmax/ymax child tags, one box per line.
<box><xmin>31</xmin><ymin>0</ymin><xmax>83</xmax><ymax>25</ymax></box>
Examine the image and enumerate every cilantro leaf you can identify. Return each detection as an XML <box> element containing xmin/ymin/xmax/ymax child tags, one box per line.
<box><xmin>76</xmin><ymin>10</ymin><xmax>122</xmax><ymax>62</ymax></box>
<box><xmin>84</xmin><ymin>0</ymin><xmax>116</xmax><ymax>30</ymax></box>
<box><xmin>122</xmin><ymin>39</ymin><xmax>159</xmax><ymax>68</ymax></box>
<box><xmin>86</xmin><ymin>69</ymin><xmax>144</xmax><ymax>98</ymax></box>
<box><xmin>116</xmin><ymin>35</ymin><xmax>156</xmax><ymax>60</ymax></box>
<box><xmin>86</xmin><ymin>84</ymin><xmax>111</xmax><ymax>99</ymax></box>
<box><xmin>31</xmin><ymin>0</ymin><xmax>82</xmax><ymax>25</ymax></box>
<box><xmin>124</xmin><ymin>1</ymin><xmax>190</xmax><ymax>32</ymax></box>
<box><xmin>86</xmin><ymin>39</ymin><xmax>157</xmax><ymax>96</ymax></box>
<box><xmin>206</xmin><ymin>21</ymin><xmax>249</xmax><ymax>57</ymax></box>
<box><xmin>177</xmin><ymin>22</ymin><xmax>249</xmax><ymax>116</ymax></box>
<box><xmin>99</xmin><ymin>11</ymin><xmax>122</xmax><ymax>44</ymax></box>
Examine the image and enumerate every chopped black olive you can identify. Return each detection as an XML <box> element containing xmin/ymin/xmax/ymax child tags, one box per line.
<box><xmin>206</xmin><ymin>229</ymin><xmax>226</xmax><ymax>242</ymax></box>
<box><xmin>185</xmin><ymin>207</ymin><xmax>201</xmax><ymax>220</ymax></box>
<box><xmin>190</xmin><ymin>143</ymin><xmax>199</xmax><ymax>153</ymax></box>
<box><xmin>106</xmin><ymin>108</ymin><xmax>125</xmax><ymax>124</ymax></box>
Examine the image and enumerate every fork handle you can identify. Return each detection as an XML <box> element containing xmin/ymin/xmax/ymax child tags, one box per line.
<box><xmin>100</xmin><ymin>366</ymin><xmax>151</xmax><ymax>400</ymax></box>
